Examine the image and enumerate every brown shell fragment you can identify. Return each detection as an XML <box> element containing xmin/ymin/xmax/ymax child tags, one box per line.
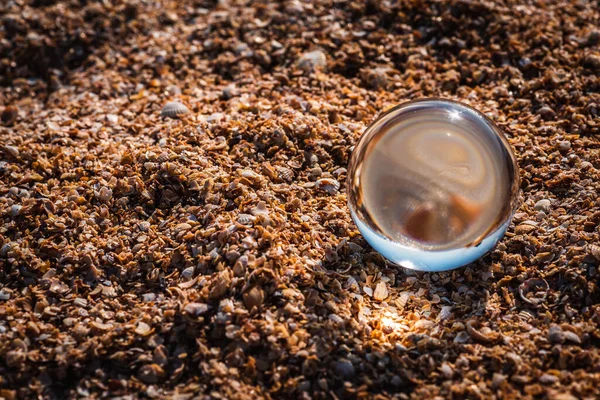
<box><xmin>49</xmin><ymin>280</ymin><xmax>69</xmax><ymax>294</ymax></box>
<box><xmin>137</xmin><ymin>364</ymin><xmax>166</xmax><ymax>384</ymax></box>
<box><xmin>276</xmin><ymin>166</ymin><xmax>294</xmax><ymax>182</ymax></box>
<box><xmin>315</xmin><ymin>178</ymin><xmax>340</xmax><ymax>195</ymax></box>
<box><xmin>1</xmin><ymin>105</ymin><xmax>18</xmax><ymax>125</ymax></box>
<box><xmin>90</xmin><ymin>321</ymin><xmax>114</xmax><ymax>332</ymax></box>
<box><xmin>519</xmin><ymin>278</ymin><xmax>549</xmax><ymax>306</ymax></box>
<box><xmin>588</xmin><ymin>244</ymin><xmax>600</xmax><ymax>261</ymax></box>
<box><xmin>466</xmin><ymin>320</ymin><xmax>500</xmax><ymax>344</ymax></box>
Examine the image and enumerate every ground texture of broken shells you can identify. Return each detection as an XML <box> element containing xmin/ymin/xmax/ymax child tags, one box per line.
<box><xmin>1</xmin><ymin>1</ymin><xmax>599</xmax><ymax>399</ymax></box>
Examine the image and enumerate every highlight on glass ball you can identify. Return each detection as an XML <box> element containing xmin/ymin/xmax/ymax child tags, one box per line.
<box><xmin>347</xmin><ymin>99</ymin><xmax>520</xmax><ymax>272</ymax></box>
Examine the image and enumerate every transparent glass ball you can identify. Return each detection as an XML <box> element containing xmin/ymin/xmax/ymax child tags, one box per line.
<box><xmin>347</xmin><ymin>99</ymin><xmax>520</xmax><ymax>272</ymax></box>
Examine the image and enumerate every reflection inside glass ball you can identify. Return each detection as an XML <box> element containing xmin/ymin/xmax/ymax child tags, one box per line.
<box><xmin>347</xmin><ymin>99</ymin><xmax>519</xmax><ymax>272</ymax></box>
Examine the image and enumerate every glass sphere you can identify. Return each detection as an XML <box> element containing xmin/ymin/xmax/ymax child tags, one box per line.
<box><xmin>347</xmin><ymin>99</ymin><xmax>520</xmax><ymax>272</ymax></box>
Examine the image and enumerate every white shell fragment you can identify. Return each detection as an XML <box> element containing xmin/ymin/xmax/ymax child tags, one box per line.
<box><xmin>160</xmin><ymin>101</ymin><xmax>190</xmax><ymax>118</ymax></box>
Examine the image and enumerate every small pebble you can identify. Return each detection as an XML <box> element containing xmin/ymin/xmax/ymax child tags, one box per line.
<box><xmin>538</xmin><ymin>106</ymin><xmax>555</xmax><ymax>119</ymax></box>
<box><xmin>539</xmin><ymin>374</ymin><xmax>559</xmax><ymax>384</ymax></box>
<box><xmin>243</xmin><ymin>287</ymin><xmax>265</xmax><ymax>311</ymax></box>
<box><xmin>588</xmin><ymin>30</ymin><xmax>600</xmax><ymax>45</ymax></box>
<box><xmin>183</xmin><ymin>302</ymin><xmax>210</xmax><ymax>316</ymax></box>
<box><xmin>1</xmin><ymin>106</ymin><xmax>18</xmax><ymax>125</ymax></box>
<box><xmin>0</xmin><ymin>289</ymin><xmax>11</xmax><ymax>300</ymax></box>
<box><xmin>491</xmin><ymin>373</ymin><xmax>506</xmax><ymax>389</ymax></box>
<box><xmin>142</xmin><ymin>293</ymin><xmax>157</xmax><ymax>302</ymax></box>
<box><xmin>563</xmin><ymin>330</ymin><xmax>581</xmax><ymax>344</ymax></box>
<box><xmin>10</xmin><ymin>204</ymin><xmax>22</xmax><ymax>217</ymax></box>
<box><xmin>548</xmin><ymin>325</ymin><xmax>564</xmax><ymax>343</ymax></box>
<box><xmin>557</xmin><ymin>141</ymin><xmax>571</xmax><ymax>152</ymax></box>
<box><xmin>106</xmin><ymin>114</ymin><xmax>119</xmax><ymax>124</ymax></box>
<box><xmin>534</xmin><ymin>199</ymin><xmax>551</xmax><ymax>213</ymax></box>
<box><xmin>297</xmin><ymin>50</ymin><xmax>327</xmax><ymax>72</ymax></box>
<box><xmin>2</xmin><ymin>145</ymin><xmax>19</xmax><ymax>158</ymax></box>
<box><xmin>360</xmin><ymin>67</ymin><xmax>389</xmax><ymax>89</ymax></box>
<box><xmin>333</xmin><ymin>359</ymin><xmax>355</xmax><ymax>380</ymax></box>
<box><xmin>582</xmin><ymin>54</ymin><xmax>600</xmax><ymax>70</ymax></box>
<box><xmin>440</xmin><ymin>363</ymin><xmax>454</xmax><ymax>379</ymax></box>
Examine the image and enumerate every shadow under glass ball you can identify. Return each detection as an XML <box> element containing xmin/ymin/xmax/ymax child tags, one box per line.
<box><xmin>347</xmin><ymin>99</ymin><xmax>520</xmax><ymax>272</ymax></box>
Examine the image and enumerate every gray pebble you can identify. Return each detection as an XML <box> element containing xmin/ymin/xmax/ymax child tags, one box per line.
<box><xmin>10</xmin><ymin>204</ymin><xmax>22</xmax><ymax>217</ymax></box>
<box><xmin>563</xmin><ymin>330</ymin><xmax>581</xmax><ymax>344</ymax></box>
<box><xmin>557</xmin><ymin>141</ymin><xmax>571</xmax><ymax>152</ymax></box>
<box><xmin>334</xmin><ymin>359</ymin><xmax>355</xmax><ymax>380</ymax></box>
<box><xmin>297</xmin><ymin>50</ymin><xmax>327</xmax><ymax>72</ymax></box>
<box><xmin>538</xmin><ymin>106</ymin><xmax>555</xmax><ymax>119</ymax></box>
<box><xmin>548</xmin><ymin>325</ymin><xmax>564</xmax><ymax>343</ymax></box>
